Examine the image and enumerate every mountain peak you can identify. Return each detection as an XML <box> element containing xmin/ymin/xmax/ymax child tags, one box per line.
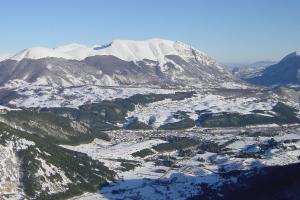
<box><xmin>281</xmin><ymin>51</ymin><xmax>300</xmax><ymax>62</ymax></box>
<box><xmin>0</xmin><ymin>38</ymin><xmax>239</xmax><ymax>90</ymax></box>
<box><xmin>10</xmin><ymin>47</ymin><xmax>73</xmax><ymax>61</ymax></box>
<box><xmin>100</xmin><ymin>38</ymin><xmax>178</xmax><ymax>62</ymax></box>
<box><xmin>110</xmin><ymin>38</ymin><xmax>173</xmax><ymax>43</ymax></box>
<box><xmin>3</xmin><ymin>39</ymin><xmax>217</xmax><ymax>68</ymax></box>
<box><xmin>286</xmin><ymin>51</ymin><xmax>300</xmax><ymax>57</ymax></box>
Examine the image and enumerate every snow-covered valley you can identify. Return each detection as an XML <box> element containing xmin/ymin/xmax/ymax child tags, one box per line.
<box><xmin>64</xmin><ymin>125</ymin><xmax>300</xmax><ymax>200</ymax></box>
<box><xmin>0</xmin><ymin>82</ymin><xmax>300</xmax><ymax>200</ymax></box>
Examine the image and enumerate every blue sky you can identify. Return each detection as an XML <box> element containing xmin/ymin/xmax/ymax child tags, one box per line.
<box><xmin>0</xmin><ymin>0</ymin><xmax>299</xmax><ymax>63</ymax></box>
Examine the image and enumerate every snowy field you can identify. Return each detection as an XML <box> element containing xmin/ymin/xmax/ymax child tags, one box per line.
<box><xmin>1</xmin><ymin>80</ymin><xmax>179</xmax><ymax>108</ymax></box>
<box><xmin>127</xmin><ymin>93</ymin><xmax>277</xmax><ymax>127</ymax></box>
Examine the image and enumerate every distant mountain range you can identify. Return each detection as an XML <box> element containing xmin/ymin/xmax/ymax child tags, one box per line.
<box><xmin>245</xmin><ymin>52</ymin><xmax>300</xmax><ymax>86</ymax></box>
<box><xmin>223</xmin><ymin>61</ymin><xmax>277</xmax><ymax>79</ymax></box>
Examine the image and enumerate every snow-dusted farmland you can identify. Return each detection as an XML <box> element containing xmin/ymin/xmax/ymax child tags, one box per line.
<box><xmin>127</xmin><ymin>93</ymin><xmax>277</xmax><ymax>127</ymax></box>
<box><xmin>1</xmin><ymin>81</ymin><xmax>179</xmax><ymax>108</ymax></box>
<box><xmin>64</xmin><ymin>125</ymin><xmax>300</xmax><ymax>200</ymax></box>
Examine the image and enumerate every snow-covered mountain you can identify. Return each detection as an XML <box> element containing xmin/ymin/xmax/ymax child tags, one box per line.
<box><xmin>0</xmin><ymin>53</ymin><xmax>13</xmax><ymax>62</ymax></box>
<box><xmin>246</xmin><ymin>51</ymin><xmax>300</xmax><ymax>86</ymax></box>
<box><xmin>8</xmin><ymin>39</ymin><xmax>214</xmax><ymax>64</ymax></box>
<box><xmin>0</xmin><ymin>39</ymin><xmax>242</xmax><ymax>89</ymax></box>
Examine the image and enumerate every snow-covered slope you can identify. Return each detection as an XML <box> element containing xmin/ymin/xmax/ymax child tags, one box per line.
<box><xmin>10</xmin><ymin>47</ymin><xmax>73</xmax><ymax>61</ymax></box>
<box><xmin>91</xmin><ymin>39</ymin><xmax>178</xmax><ymax>63</ymax></box>
<box><xmin>0</xmin><ymin>53</ymin><xmax>12</xmax><ymax>62</ymax></box>
<box><xmin>0</xmin><ymin>38</ymin><xmax>243</xmax><ymax>90</ymax></box>
<box><xmin>7</xmin><ymin>39</ymin><xmax>212</xmax><ymax>64</ymax></box>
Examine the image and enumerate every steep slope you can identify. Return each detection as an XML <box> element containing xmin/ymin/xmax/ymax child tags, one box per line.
<box><xmin>0</xmin><ymin>122</ymin><xmax>115</xmax><ymax>199</ymax></box>
<box><xmin>0</xmin><ymin>39</ymin><xmax>242</xmax><ymax>89</ymax></box>
<box><xmin>246</xmin><ymin>52</ymin><xmax>300</xmax><ymax>86</ymax></box>
<box><xmin>0</xmin><ymin>58</ymin><xmax>110</xmax><ymax>87</ymax></box>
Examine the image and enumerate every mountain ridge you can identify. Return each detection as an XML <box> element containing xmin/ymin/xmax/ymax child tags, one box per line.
<box><xmin>6</xmin><ymin>39</ymin><xmax>210</xmax><ymax>63</ymax></box>
<box><xmin>0</xmin><ymin>53</ymin><xmax>13</xmax><ymax>62</ymax></box>
<box><xmin>246</xmin><ymin>51</ymin><xmax>300</xmax><ymax>86</ymax></box>
<box><xmin>0</xmin><ymin>38</ymin><xmax>242</xmax><ymax>89</ymax></box>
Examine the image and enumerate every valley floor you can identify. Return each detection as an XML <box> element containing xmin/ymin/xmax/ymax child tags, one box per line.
<box><xmin>0</xmin><ymin>86</ymin><xmax>300</xmax><ymax>199</ymax></box>
<box><xmin>64</xmin><ymin>124</ymin><xmax>300</xmax><ymax>200</ymax></box>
